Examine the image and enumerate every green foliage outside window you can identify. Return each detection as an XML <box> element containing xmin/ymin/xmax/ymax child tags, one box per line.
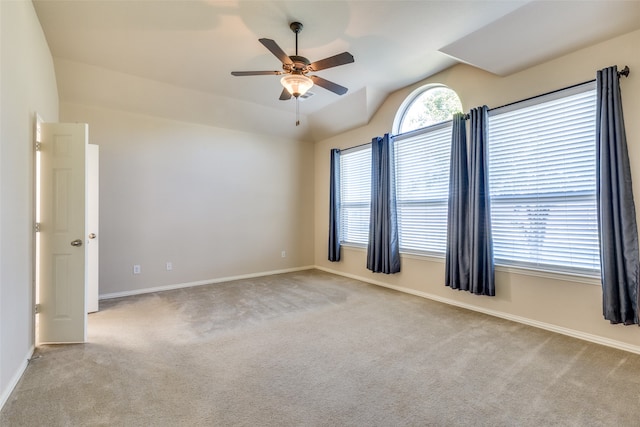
<box><xmin>399</xmin><ymin>87</ymin><xmax>462</xmax><ymax>133</ymax></box>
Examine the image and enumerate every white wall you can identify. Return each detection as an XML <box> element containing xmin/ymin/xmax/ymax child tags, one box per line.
<box><xmin>314</xmin><ymin>29</ymin><xmax>640</xmax><ymax>353</ymax></box>
<box><xmin>60</xmin><ymin>104</ymin><xmax>315</xmax><ymax>297</ymax></box>
<box><xmin>0</xmin><ymin>0</ymin><xmax>58</xmax><ymax>409</ymax></box>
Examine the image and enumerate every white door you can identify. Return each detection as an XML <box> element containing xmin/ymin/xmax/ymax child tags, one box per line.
<box><xmin>87</xmin><ymin>144</ymin><xmax>99</xmax><ymax>313</ymax></box>
<box><xmin>38</xmin><ymin>123</ymin><xmax>88</xmax><ymax>344</ymax></box>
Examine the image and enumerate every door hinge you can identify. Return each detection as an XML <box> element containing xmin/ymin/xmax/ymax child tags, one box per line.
<box><xmin>35</xmin><ymin>142</ymin><xmax>41</xmax><ymax>152</ymax></box>
<box><xmin>34</xmin><ymin>222</ymin><xmax>41</xmax><ymax>233</ymax></box>
<box><xmin>35</xmin><ymin>304</ymin><xmax>41</xmax><ymax>314</ymax></box>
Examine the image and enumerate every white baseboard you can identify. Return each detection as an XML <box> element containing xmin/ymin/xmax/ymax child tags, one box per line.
<box><xmin>99</xmin><ymin>266</ymin><xmax>316</xmax><ymax>300</ymax></box>
<box><xmin>315</xmin><ymin>265</ymin><xmax>640</xmax><ymax>356</ymax></box>
<box><xmin>0</xmin><ymin>346</ymin><xmax>35</xmax><ymax>412</ymax></box>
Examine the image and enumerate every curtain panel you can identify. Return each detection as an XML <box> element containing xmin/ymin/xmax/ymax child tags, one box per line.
<box><xmin>446</xmin><ymin>113</ymin><xmax>470</xmax><ymax>290</ymax></box>
<box><xmin>596</xmin><ymin>65</ymin><xmax>640</xmax><ymax>325</ymax></box>
<box><xmin>367</xmin><ymin>134</ymin><xmax>401</xmax><ymax>274</ymax></box>
<box><xmin>328</xmin><ymin>149</ymin><xmax>341</xmax><ymax>262</ymax></box>
<box><xmin>468</xmin><ymin>106</ymin><xmax>495</xmax><ymax>296</ymax></box>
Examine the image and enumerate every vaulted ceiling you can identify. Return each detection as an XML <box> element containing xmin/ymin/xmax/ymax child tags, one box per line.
<box><xmin>34</xmin><ymin>0</ymin><xmax>640</xmax><ymax>142</ymax></box>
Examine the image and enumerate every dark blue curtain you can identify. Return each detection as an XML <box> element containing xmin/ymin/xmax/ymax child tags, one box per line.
<box><xmin>596</xmin><ymin>66</ymin><xmax>639</xmax><ymax>325</ymax></box>
<box><xmin>446</xmin><ymin>113</ymin><xmax>470</xmax><ymax>290</ymax></box>
<box><xmin>328</xmin><ymin>149</ymin><xmax>341</xmax><ymax>262</ymax></box>
<box><xmin>468</xmin><ymin>106</ymin><xmax>495</xmax><ymax>296</ymax></box>
<box><xmin>367</xmin><ymin>134</ymin><xmax>400</xmax><ymax>274</ymax></box>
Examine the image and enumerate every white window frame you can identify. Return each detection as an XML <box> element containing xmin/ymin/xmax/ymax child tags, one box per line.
<box><xmin>339</xmin><ymin>145</ymin><xmax>372</xmax><ymax>246</ymax></box>
<box><xmin>394</xmin><ymin>122</ymin><xmax>453</xmax><ymax>255</ymax></box>
<box><xmin>393</xmin><ymin>84</ymin><xmax>460</xmax><ymax>135</ymax></box>
<box><xmin>487</xmin><ymin>82</ymin><xmax>600</xmax><ymax>277</ymax></box>
<box><xmin>392</xmin><ymin>85</ymin><xmax>461</xmax><ymax>256</ymax></box>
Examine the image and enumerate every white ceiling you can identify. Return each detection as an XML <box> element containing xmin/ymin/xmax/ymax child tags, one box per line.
<box><xmin>33</xmin><ymin>0</ymin><xmax>640</xmax><ymax>141</ymax></box>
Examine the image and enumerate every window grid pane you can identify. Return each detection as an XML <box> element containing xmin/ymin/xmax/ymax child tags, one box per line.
<box><xmin>340</xmin><ymin>147</ymin><xmax>371</xmax><ymax>245</ymax></box>
<box><xmin>488</xmin><ymin>86</ymin><xmax>600</xmax><ymax>275</ymax></box>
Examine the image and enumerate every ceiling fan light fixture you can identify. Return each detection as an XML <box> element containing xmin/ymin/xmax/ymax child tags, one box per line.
<box><xmin>280</xmin><ymin>74</ymin><xmax>313</xmax><ymax>97</ymax></box>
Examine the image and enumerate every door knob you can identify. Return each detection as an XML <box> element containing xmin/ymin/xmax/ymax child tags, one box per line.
<box><xmin>88</xmin><ymin>233</ymin><xmax>96</xmax><ymax>239</ymax></box>
<box><xmin>70</xmin><ymin>239</ymin><xmax>83</xmax><ymax>247</ymax></box>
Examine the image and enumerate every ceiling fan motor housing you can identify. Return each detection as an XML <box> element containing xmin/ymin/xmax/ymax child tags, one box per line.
<box><xmin>287</xmin><ymin>55</ymin><xmax>311</xmax><ymax>73</ymax></box>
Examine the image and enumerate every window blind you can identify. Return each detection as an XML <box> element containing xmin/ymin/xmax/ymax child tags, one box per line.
<box><xmin>339</xmin><ymin>146</ymin><xmax>372</xmax><ymax>245</ymax></box>
<box><xmin>488</xmin><ymin>83</ymin><xmax>600</xmax><ymax>275</ymax></box>
<box><xmin>395</xmin><ymin>122</ymin><xmax>452</xmax><ymax>254</ymax></box>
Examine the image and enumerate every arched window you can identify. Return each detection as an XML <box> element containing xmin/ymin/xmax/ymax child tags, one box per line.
<box><xmin>393</xmin><ymin>85</ymin><xmax>462</xmax><ymax>254</ymax></box>
<box><xmin>394</xmin><ymin>85</ymin><xmax>462</xmax><ymax>134</ymax></box>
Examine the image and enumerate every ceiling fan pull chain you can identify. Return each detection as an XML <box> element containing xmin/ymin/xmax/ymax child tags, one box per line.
<box><xmin>296</xmin><ymin>98</ymin><xmax>300</xmax><ymax>126</ymax></box>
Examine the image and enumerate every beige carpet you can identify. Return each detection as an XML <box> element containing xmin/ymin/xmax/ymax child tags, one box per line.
<box><xmin>2</xmin><ymin>270</ymin><xmax>640</xmax><ymax>426</ymax></box>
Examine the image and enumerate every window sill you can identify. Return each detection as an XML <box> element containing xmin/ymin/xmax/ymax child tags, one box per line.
<box><xmin>400</xmin><ymin>250</ymin><xmax>445</xmax><ymax>263</ymax></box>
<box><xmin>341</xmin><ymin>243</ymin><xmax>367</xmax><ymax>251</ymax></box>
<box><xmin>340</xmin><ymin>244</ymin><xmax>600</xmax><ymax>285</ymax></box>
<box><xmin>495</xmin><ymin>264</ymin><xmax>601</xmax><ymax>286</ymax></box>
<box><xmin>341</xmin><ymin>244</ymin><xmax>446</xmax><ymax>263</ymax></box>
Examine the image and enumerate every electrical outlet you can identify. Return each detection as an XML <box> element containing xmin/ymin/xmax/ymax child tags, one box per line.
<box><xmin>133</xmin><ymin>264</ymin><xmax>141</xmax><ymax>274</ymax></box>
<box><xmin>166</xmin><ymin>262</ymin><xmax>173</xmax><ymax>271</ymax></box>
<box><xmin>281</xmin><ymin>250</ymin><xmax>286</xmax><ymax>258</ymax></box>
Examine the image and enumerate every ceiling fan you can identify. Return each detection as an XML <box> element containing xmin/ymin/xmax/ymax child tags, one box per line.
<box><xmin>231</xmin><ymin>22</ymin><xmax>355</xmax><ymax>125</ymax></box>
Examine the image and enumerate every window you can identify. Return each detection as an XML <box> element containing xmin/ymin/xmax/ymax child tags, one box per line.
<box><xmin>488</xmin><ymin>82</ymin><xmax>600</xmax><ymax>275</ymax></box>
<box><xmin>394</xmin><ymin>85</ymin><xmax>462</xmax><ymax>254</ymax></box>
<box><xmin>339</xmin><ymin>146</ymin><xmax>371</xmax><ymax>245</ymax></box>
<box><xmin>395</xmin><ymin>86</ymin><xmax>464</xmax><ymax>134</ymax></box>
<box><xmin>395</xmin><ymin>123</ymin><xmax>453</xmax><ymax>253</ymax></box>
<box><xmin>335</xmin><ymin>81</ymin><xmax>599</xmax><ymax>277</ymax></box>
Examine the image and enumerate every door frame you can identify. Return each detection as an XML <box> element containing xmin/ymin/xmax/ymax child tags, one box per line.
<box><xmin>33</xmin><ymin>113</ymin><xmax>43</xmax><ymax>344</ymax></box>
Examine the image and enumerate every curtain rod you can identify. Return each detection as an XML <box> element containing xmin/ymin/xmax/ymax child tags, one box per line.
<box><xmin>337</xmin><ymin>65</ymin><xmax>630</xmax><ymax>152</ymax></box>
<box><xmin>464</xmin><ymin>65</ymin><xmax>630</xmax><ymax>119</ymax></box>
<box><xmin>340</xmin><ymin>119</ymin><xmax>456</xmax><ymax>152</ymax></box>
<box><xmin>336</xmin><ymin>140</ymin><xmax>372</xmax><ymax>153</ymax></box>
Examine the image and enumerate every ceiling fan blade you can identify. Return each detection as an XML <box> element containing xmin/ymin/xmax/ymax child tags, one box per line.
<box><xmin>309</xmin><ymin>52</ymin><xmax>354</xmax><ymax>71</ymax></box>
<box><xmin>259</xmin><ymin>38</ymin><xmax>293</xmax><ymax>66</ymax></box>
<box><xmin>279</xmin><ymin>88</ymin><xmax>292</xmax><ymax>101</ymax></box>
<box><xmin>310</xmin><ymin>75</ymin><xmax>348</xmax><ymax>95</ymax></box>
<box><xmin>231</xmin><ymin>71</ymin><xmax>282</xmax><ymax>76</ymax></box>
